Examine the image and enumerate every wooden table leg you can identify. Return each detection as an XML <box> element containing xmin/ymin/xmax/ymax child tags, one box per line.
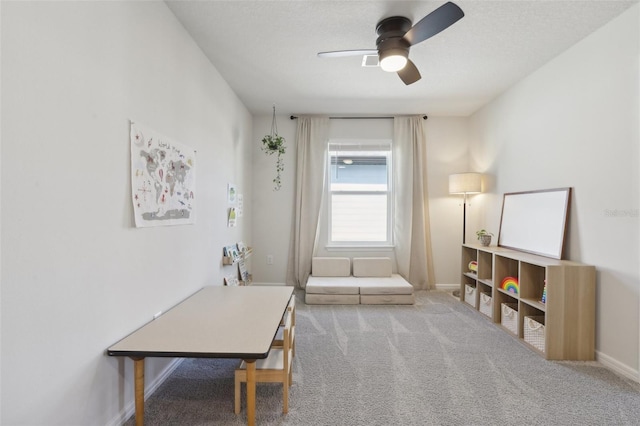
<box><xmin>245</xmin><ymin>359</ymin><xmax>256</xmax><ymax>426</ymax></box>
<box><xmin>132</xmin><ymin>357</ymin><xmax>145</xmax><ymax>426</ymax></box>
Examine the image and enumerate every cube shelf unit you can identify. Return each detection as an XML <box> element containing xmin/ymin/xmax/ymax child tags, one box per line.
<box><xmin>460</xmin><ymin>244</ymin><xmax>595</xmax><ymax>360</ymax></box>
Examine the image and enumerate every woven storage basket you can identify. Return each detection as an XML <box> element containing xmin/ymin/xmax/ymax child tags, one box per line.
<box><xmin>464</xmin><ymin>284</ymin><xmax>476</xmax><ymax>307</ymax></box>
<box><xmin>479</xmin><ymin>292</ymin><xmax>492</xmax><ymax>318</ymax></box>
<box><xmin>524</xmin><ymin>316</ymin><xmax>546</xmax><ymax>353</ymax></box>
<box><xmin>501</xmin><ymin>303</ymin><xmax>518</xmax><ymax>335</ymax></box>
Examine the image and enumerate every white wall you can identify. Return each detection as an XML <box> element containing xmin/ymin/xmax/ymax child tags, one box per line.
<box><xmin>1</xmin><ymin>2</ymin><xmax>253</xmax><ymax>424</ymax></box>
<box><xmin>251</xmin><ymin>116</ymin><xmax>469</xmax><ymax>286</ymax></box>
<box><xmin>251</xmin><ymin>114</ymin><xmax>298</xmax><ymax>283</ymax></box>
<box><xmin>424</xmin><ymin>117</ymin><xmax>474</xmax><ymax>285</ymax></box>
<box><xmin>468</xmin><ymin>5</ymin><xmax>640</xmax><ymax>378</ymax></box>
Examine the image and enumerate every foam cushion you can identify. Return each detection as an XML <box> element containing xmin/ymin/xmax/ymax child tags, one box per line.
<box><xmin>360</xmin><ymin>294</ymin><xmax>415</xmax><ymax>305</ymax></box>
<box><xmin>357</xmin><ymin>275</ymin><xmax>414</xmax><ymax>295</ymax></box>
<box><xmin>312</xmin><ymin>257</ymin><xmax>351</xmax><ymax>277</ymax></box>
<box><xmin>306</xmin><ymin>276</ymin><xmax>360</xmax><ymax>294</ymax></box>
<box><xmin>352</xmin><ymin>257</ymin><xmax>392</xmax><ymax>277</ymax></box>
<box><xmin>305</xmin><ymin>293</ymin><xmax>360</xmax><ymax>305</ymax></box>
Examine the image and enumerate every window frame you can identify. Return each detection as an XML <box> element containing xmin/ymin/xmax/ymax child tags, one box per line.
<box><xmin>326</xmin><ymin>139</ymin><xmax>394</xmax><ymax>248</ymax></box>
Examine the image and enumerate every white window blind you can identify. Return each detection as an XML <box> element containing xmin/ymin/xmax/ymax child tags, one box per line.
<box><xmin>327</xmin><ymin>140</ymin><xmax>392</xmax><ymax>245</ymax></box>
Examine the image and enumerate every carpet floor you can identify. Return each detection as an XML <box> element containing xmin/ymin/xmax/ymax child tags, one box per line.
<box><xmin>124</xmin><ymin>290</ymin><xmax>640</xmax><ymax>425</ymax></box>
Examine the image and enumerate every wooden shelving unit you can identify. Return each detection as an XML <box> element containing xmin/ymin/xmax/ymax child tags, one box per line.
<box><xmin>460</xmin><ymin>244</ymin><xmax>595</xmax><ymax>360</ymax></box>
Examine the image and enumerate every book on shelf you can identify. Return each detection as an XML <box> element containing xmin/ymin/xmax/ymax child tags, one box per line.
<box><xmin>237</xmin><ymin>259</ymin><xmax>250</xmax><ymax>282</ymax></box>
<box><xmin>236</xmin><ymin>241</ymin><xmax>246</xmax><ymax>254</ymax></box>
<box><xmin>224</xmin><ymin>275</ymin><xmax>239</xmax><ymax>286</ymax></box>
<box><xmin>223</xmin><ymin>245</ymin><xmax>239</xmax><ymax>261</ymax></box>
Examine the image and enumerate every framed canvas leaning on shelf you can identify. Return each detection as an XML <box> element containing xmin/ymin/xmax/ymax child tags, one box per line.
<box><xmin>498</xmin><ymin>187</ymin><xmax>571</xmax><ymax>259</ymax></box>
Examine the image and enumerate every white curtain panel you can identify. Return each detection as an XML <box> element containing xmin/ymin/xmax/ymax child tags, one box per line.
<box><xmin>393</xmin><ymin>116</ymin><xmax>435</xmax><ymax>290</ymax></box>
<box><xmin>286</xmin><ymin>116</ymin><xmax>330</xmax><ymax>288</ymax></box>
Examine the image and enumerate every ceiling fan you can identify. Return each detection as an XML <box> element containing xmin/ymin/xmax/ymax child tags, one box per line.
<box><xmin>317</xmin><ymin>2</ymin><xmax>464</xmax><ymax>85</ymax></box>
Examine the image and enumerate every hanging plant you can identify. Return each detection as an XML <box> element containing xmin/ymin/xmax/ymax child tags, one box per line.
<box><xmin>261</xmin><ymin>105</ymin><xmax>286</xmax><ymax>190</ymax></box>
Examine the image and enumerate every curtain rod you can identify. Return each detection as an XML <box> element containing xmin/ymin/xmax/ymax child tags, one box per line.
<box><xmin>289</xmin><ymin>115</ymin><xmax>428</xmax><ymax>120</ymax></box>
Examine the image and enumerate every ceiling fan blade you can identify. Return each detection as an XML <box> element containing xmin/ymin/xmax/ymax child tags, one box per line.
<box><xmin>317</xmin><ymin>49</ymin><xmax>377</xmax><ymax>58</ymax></box>
<box><xmin>397</xmin><ymin>59</ymin><xmax>421</xmax><ymax>85</ymax></box>
<box><xmin>403</xmin><ymin>1</ymin><xmax>464</xmax><ymax>46</ymax></box>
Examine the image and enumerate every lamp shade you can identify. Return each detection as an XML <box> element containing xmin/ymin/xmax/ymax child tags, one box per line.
<box><xmin>449</xmin><ymin>173</ymin><xmax>482</xmax><ymax>194</ymax></box>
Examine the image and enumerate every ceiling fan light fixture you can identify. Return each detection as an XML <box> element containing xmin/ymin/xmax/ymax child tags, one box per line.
<box><xmin>379</xmin><ymin>49</ymin><xmax>408</xmax><ymax>72</ymax></box>
<box><xmin>317</xmin><ymin>2</ymin><xmax>465</xmax><ymax>85</ymax></box>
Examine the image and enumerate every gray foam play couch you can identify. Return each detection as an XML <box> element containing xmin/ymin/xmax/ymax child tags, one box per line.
<box><xmin>305</xmin><ymin>257</ymin><xmax>414</xmax><ymax>305</ymax></box>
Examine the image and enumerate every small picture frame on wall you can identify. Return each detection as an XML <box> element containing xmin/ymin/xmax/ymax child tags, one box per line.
<box><xmin>227</xmin><ymin>183</ymin><xmax>237</xmax><ymax>204</ymax></box>
<box><xmin>228</xmin><ymin>207</ymin><xmax>237</xmax><ymax>227</ymax></box>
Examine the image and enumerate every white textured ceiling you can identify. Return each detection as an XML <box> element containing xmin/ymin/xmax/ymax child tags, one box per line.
<box><xmin>166</xmin><ymin>0</ymin><xmax>637</xmax><ymax>117</ymax></box>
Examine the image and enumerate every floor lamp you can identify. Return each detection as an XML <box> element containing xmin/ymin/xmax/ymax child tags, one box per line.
<box><xmin>449</xmin><ymin>173</ymin><xmax>482</xmax><ymax>244</ymax></box>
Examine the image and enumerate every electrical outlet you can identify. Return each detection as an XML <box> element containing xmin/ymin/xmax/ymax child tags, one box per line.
<box><xmin>266</xmin><ymin>255</ymin><xmax>274</xmax><ymax>265</ymax></box>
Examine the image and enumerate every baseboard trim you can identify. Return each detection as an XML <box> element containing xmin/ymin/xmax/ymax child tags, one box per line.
<box><xmin>435</xmin><ymin>283</ymin><xmax>459</xmax><ymax>292</ymax></box>
<box><xmin>596</xmin><ymin>350</ymin><xmax>640</xmax><ymax>383</ymax></box>
<box><xmin>106</xmin><ymin>358</ymin><xmax>184</xmax><ymax>426</ymax></box>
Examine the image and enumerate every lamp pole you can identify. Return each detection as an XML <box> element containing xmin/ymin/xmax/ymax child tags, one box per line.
<box><xmin>449</xmin><ymin>172</ymin><xmax>482</xmax><ymax>245</ymax></box>
<box><xmin>462</xmin><ymin>193</ymin><xmax>468</xmax><ymax>244</ymax></box>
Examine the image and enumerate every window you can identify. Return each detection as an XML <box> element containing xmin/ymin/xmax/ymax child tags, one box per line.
<box><xmin>327</xmin><ymin>140</ymin><xmax>392</xmax><ymax>246</ymax></box>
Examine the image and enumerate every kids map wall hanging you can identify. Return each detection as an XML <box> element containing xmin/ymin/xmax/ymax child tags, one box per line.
<box><xmin>131</xmin><ymin>121</ymin><xmax>196</xmax><ymax>227</ymax></box>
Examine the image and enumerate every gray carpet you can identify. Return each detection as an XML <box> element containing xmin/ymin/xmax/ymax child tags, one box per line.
<box><xmin>125</xmin><ymin>290</ymin><xmax>640</xmax><ymax>425</ymax></box>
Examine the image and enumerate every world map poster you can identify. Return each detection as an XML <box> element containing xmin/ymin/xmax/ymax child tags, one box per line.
<box><xmin>130</xmin><ymin>122</ymin><xmax>196</xmax><ymax>227</ymax></box>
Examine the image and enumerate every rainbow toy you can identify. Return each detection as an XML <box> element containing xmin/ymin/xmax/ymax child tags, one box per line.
<box><xmin>541</xmin><ymin>280</ymin><xmax>547</xmax><ymax>304</ymax></box>
<box><xmin>468</xmin><ymin>261</ymin><xmax>478</xmax><ymax>273</ymax></box>
<box><xmin>501</xmin><ymin>276</ymin><xmax>519</xmax><ymax>295</ymax></box>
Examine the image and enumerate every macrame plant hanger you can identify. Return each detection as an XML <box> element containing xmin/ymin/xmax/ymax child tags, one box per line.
<box><xmin>270</xmin><ymin>105</ymin><xmax>278</xmax><ymax>139</ymax></box>
<box><xmin>261</xmin><ymin>104</ymin><xmax>286</xmax><ymax>191</ymax></box>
